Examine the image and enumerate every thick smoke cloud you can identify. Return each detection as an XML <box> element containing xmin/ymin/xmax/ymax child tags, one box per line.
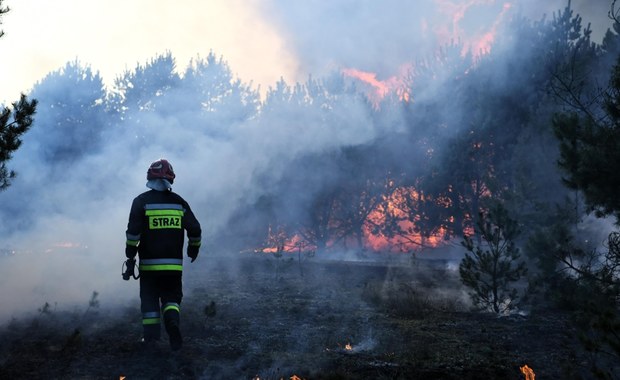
<box><xmin>0</xmin><ymin>60</ymin><xmax>380</xmax><ymax>321</ymax></box>
<box><xmin>0</xmin><ymin>0</ymin><xmax>615</xmax><ymax>322</ymax></box>
<box><xmin>258</xmin><ymin>0</ymin><xmax>613</xmax><ymax>80</ymax></box>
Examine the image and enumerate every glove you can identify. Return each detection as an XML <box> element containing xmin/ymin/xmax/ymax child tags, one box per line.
<box><xmin>125</xmin><ymin>245</ymin><xmax>138</xmax><ymax>259</ymax></box>
<box><xmin>122</xmin><ymin>258</ymin><xmax>136</xmax><ymax>280</ymax></box>
<box><xmin>187</xmin><ymin>245</ymin><xmax>199</xmax><ymax>263</ymax></box>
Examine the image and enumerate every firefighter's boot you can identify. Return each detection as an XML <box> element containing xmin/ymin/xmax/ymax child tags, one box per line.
<box><xmin>163</xmin><ymin>303</ymin><xmax>182</xmax><ymax>351</ymax></box>
<box><xmin>167</xmin><ymin>320</ymin><xmax>182</xmax><ymax>351</ymax></box>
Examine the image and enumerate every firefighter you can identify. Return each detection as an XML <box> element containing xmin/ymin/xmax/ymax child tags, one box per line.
<box><xmin>124</xmin><ymin>158</ymin><xmax>202</xmax><ymax>351</ymax></box>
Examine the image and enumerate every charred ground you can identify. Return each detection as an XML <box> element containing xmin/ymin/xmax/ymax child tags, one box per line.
<box><xmin>0</xmin><ymin>254</ymin><xmax>590</xmax><ymax>379</ymax></box>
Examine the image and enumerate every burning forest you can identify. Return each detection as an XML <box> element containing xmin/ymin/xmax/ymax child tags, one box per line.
<box><xmin>1</xmin><ymin>0</ymin><xmax>620</xmax><ymax>378</ymax></box>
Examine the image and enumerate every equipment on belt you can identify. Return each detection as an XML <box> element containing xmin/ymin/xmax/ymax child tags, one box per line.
<box><xmin>122</xmin><ymin>258</ymin><xmax>140</xmax><ymax>280</ymax></box>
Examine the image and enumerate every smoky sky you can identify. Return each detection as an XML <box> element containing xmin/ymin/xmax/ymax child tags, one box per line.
<box><xmin>259</xmin><ymin>0</ymin><xmax>614</xmax><ymax>80</ymax></box>
<box><xmin>0</xmin><ymin>0</ymin><xmax>616</xmax><ymax>322</ymax></box>
<box><xmin>259</xmin><ymin>0</ymin><xmax>435</xmax><ymax>77</ymax></box>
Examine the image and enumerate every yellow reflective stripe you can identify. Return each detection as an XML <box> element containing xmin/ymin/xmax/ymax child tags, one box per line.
<box><xmin>142</xmin><ymin>318</ymin><xmax>161</xmax><ymax>325</ymax></box>
<box><xmin>163</xmin><ymin>304</ymin><xmax>180</xmax><ymax>314</ymax></box>
<box><xmin>140</xmin><ymin>258</ymin><xmax>183</xmax><ymax>265</ymax></box>
<box><xmin>188</xmin><ymin>241</ymin><xmax>201</xmax><ymax>247</ymax></box>
<box><xmin>145</xmin><ymin>209</ymin><xmax>184</xmax><ymax>217</ymax></box>
<box><xmin>139</xmin><ymin>264</ymin><xmax>183</xmax><ymax>271</ymax></box>
<box><xmin>126</xmin><ymin>240</ymin><xmax>139</xmax><ymax>247</ymax></box>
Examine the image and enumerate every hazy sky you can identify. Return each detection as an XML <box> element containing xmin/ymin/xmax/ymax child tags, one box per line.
<box><xmin>0</xmin><ymin>0</ymin><xmax>300</xmax><ymax>102</ymax></box>
<box><xmin>0</xmin><ymin>0</ymin><xmax>613</xmax><ymax>103</ymax></box>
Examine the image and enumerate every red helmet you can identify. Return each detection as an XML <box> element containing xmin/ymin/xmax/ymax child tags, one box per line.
<box><xmin>147</xmin><ymin>159</ymin><xmax>175</xmax><ymax>183</ymax></box>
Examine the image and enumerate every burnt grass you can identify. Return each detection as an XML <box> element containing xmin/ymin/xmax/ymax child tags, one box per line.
<box><xmin>0</xmin><ymin>253</ymin><xmax>591</xmax><ymax>379</ymax></box>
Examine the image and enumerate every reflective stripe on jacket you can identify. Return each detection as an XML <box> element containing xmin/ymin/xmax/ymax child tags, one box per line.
<box><xmin>125</xmin><ymin>189</ymin><xmax>201</xmax><ymax>271</ymax></box>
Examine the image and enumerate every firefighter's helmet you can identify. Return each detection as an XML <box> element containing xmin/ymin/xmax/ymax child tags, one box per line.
<box><xmin>147</xmin><ymin>158</ymin><xmax>175</xmax><ymax>184</ymax></box>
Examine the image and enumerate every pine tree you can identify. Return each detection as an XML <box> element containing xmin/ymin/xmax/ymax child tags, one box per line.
<box><xmin>459</xmin><ymin>203</ymin><xmax>527</xmax><ymax>314</ymax></box>
<box><xmin>0</xmin><ymin>1</ymin><xmax>38</xmax><ymax>190</ymax></box>
<box><xmin>0</xmin><ymin>0</ymin><xmax>7</xmax><ymax>38</ymax></box>
<box><xmin>551</xmin><ymin>19</ymin><xmax>620</xmax><ymax>374</ymax></box>
<box><xmin>551</xmin><ymin>2</ymin><xmax>620</xmax><ymax>231</ymax></box>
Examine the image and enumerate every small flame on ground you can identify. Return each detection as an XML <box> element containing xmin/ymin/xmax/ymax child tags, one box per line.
<box><xmin>345</xmin><ymin>343</ymin><xmax>353</xmax><ymax>350</ymax></box>
<box><xmin>520</xmin><ymin>364</ymin><xmax>535</xmax><ymax>380</ymax></box>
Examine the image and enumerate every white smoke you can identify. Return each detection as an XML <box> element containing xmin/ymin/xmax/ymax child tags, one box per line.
<box><xmin>258</xmin><ymin>0</ymin><xmax>613</xmax><ymax>80</ymax></box>
<box><xmin>0</xmin><ymin>0</ymin><xmax>614</xmax><ymax>323</ymax></box>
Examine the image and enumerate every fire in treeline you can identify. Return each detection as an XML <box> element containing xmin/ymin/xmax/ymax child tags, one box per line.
<box><xmin>1</xmin><ymin>1</ymin><xmax>613</xmax><ymax>261</ymax></box>
<box><xmin>256</xmin><ymin>185</ymin><xmax>458</xmax><ymax>254</ymax></box>
<box><xmin>210</xmin><ymin>2</ymin><xmax>617</xmax><ymax>258</ymax></box>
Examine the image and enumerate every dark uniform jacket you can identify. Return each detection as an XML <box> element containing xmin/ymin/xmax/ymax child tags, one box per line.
<box><xmin>125</xmin><ymin>189</ymin><xmax>201</xmax><ymax>274</ymax></box>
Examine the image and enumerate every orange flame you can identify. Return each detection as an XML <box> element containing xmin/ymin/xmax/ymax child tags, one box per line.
<box><xmin>434</xmin><ymin>0</ymin><xmax>513</xmax><ymax>57</ymax></box>
<box><xmin>342</xmin><ymin>68</ymin><xmax>390</xmax><ymax>97</ymax></box>
<box><xmin>258</xmin><ymin>225</ymin><xmax>316</xmax><ymax>254</ymax></box>
<box><xmin>343</xmin><ymin>1</ymin><xmax>514</xmax><ymax>105</ymax></box>
<box><xmin>471</xmin><ymin>3</ymin><xmax>512</xmax><ymax>56</ymax></box>
<box><xmin>520</xmin><ymin>364</ymin><xmax>535</xmax><ymax>380</ymax></box>
<box><xmin>364</xmin><ymin>186</ymin><xmax>450</xmax><ymax>252</ymax></box>
<box><xmin>260</xmin><ymin>234</ymin><xmax>310</xmax><ymax>254</ymax></box>
<box><xmin>258</xmin><ymin>185</ymin><xmax>453</xmax><ymax>254</ymax></box>
<box><xmin>342</xmin><ymin>67</ymin><xmax>412</xmax><ymax>106</ymax></box>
